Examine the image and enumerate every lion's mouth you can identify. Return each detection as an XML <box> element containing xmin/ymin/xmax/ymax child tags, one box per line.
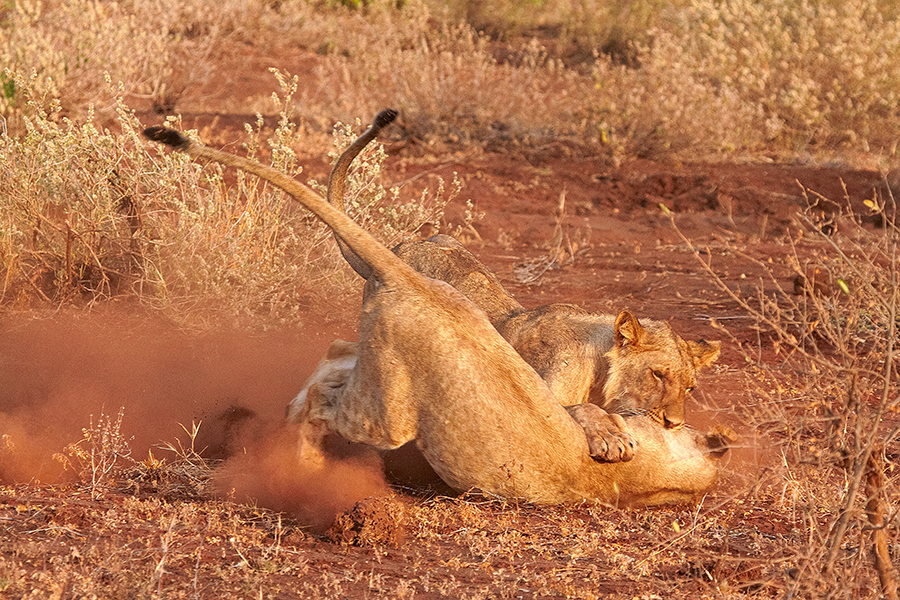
<box><xmin>648</xmin><ymin>409</ymin><xmax>685</xmax><ymax>430</ymax></box>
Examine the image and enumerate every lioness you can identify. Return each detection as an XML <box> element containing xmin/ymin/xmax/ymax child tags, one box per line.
<box><xmin>289</xmin><ymin>339</ymin><xmax>733</xmax><ymax>505</ymax></box>
<box><xmin>143</xmin><ymin>120</ymin><xmax>730</xmax><ymax>505</ymax></box>
<box><xmin>326</xmin><ymin>112</ymin><xmax>720</xmax><ymax>429</ymax></box>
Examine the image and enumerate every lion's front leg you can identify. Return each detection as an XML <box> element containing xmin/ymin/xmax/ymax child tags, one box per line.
<box><xmin>566</xmin><ymin>403</ymin><xmax>637</xmax><ymax>463</ymax></box>
<box><xmin>287</xmin><ymin>339</ymin><xmax>361</xmax><ymax>466</ymax></box>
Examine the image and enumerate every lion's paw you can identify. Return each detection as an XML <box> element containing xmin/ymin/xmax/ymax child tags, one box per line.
<box><xmin>705</xmin><ymin>424</ymin><xmax>738</xmax><ymax>457</ymax></box>
<box><xmin>566</xmin><ymin>404</ymin><xmax>637</xmax><ymax>463</ymax></box>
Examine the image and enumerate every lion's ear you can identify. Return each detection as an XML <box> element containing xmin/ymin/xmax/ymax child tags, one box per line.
<box><xmin>326</xmin><ymin>339</ymin><xmax>358</xmax><ymax>360</ymax></box>
<box><xmin>688</xmin><ymin>339</ymin><xmax>720</xmax><ymax>369</ymax></box>
<box><xmin>614</xmin><ymin>310</ymin><xmax>647</xmax><ymax>350</ymax></box>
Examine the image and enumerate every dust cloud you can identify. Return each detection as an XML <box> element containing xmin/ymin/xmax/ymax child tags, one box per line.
<box><xmin>0</xmin><ymin>309</ymin><xmax>385</xmax><ymax>526</ymax></box>
<box><xmin>212</xmin><ymin>425</ymin><xmax>387</xmax><ymax>532</ymax></box>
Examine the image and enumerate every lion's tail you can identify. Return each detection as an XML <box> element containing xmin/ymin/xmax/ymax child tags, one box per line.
<box><xmin>143</xmin><ymin>122</ymin><xmax>413</xmax><ymax>288</ymax></box>
<box><xmin>327</xmin><ymin>109</ymin><xmax>397</xmax><ymax>281</ymax></box>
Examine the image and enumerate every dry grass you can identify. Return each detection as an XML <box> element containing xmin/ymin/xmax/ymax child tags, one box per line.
<box><xmin>0</xmin><ymin>70</ymin><xmax>455</xmax><ymax>328</ymax></box>
<box><xmin>4</xmin><ymin>0</ymin><xmax>900</xmax><ymax>157</ymax></box>
<box><xmin>2</xmin><ymin>1</ymin><xmax>900</xmax><ymax>598</ymax></box>
<box><xmin>665</xmin><ymin>187</ymin><xmax>900</xmax><ymax>598</ymax></box>
<box><xmin>0</xmin><ymin>463</ymin><xmax>822</xmax><ymax>598</ymax></box>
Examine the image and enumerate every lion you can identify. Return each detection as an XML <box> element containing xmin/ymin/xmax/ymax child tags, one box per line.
<box><xmin>288</xmin><ymin>339</ymin><xmax>735</xmax><ymax>505</ymax></box>
<box><xmin>143</xmin><ymin>116</ymin><xmax>732</xmax><ymax>505</ymax></box>
<box><xmin>325</xmin><ymin>113</ymin><xmax>721</xmax><ymax>430</ymax></box>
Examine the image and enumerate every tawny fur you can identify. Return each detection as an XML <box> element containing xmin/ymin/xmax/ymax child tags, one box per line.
<box><xmin>325</xmin><ymin>113</ymin><xmax>721</xmax><ymax>430</ymax></box>
<box><xmin>144</xmin><ymin>119</ymin><xmax>729</xmax><ymax>505</ymax></box>
<box><xmin>288</xmin><ymin>341</ymin><xmax>731</xmax><ymax>505</ymax></box>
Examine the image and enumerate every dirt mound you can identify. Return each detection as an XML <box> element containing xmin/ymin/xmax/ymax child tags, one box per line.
<box><xmin>327</xmin><ymin>494</ymin><xmax>409</xmax><ymax>547</ymax></box>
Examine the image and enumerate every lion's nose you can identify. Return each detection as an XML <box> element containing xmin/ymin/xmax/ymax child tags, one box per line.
<box><xmin>663</xmin><ymin>414</ymin><xmax>685</xmax><ymax>430</ymax></box>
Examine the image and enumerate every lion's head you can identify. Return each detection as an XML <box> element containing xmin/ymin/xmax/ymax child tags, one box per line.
<box><xmin>598</xmin><ymin>310</ymin><xmax>720</xmax><ymax>429</ymax></box>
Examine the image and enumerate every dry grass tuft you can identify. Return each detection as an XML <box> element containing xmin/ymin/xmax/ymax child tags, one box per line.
<box><xmin>6</xmin><ymin>0</ymin><xmax>900</xmax><ymax>157</ymax></box>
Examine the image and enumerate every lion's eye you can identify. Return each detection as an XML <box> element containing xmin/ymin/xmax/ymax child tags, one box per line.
<box><xmin>686</xmin><ymin>386</ymin><xmax>695</xmax><ymax>393</ymax></box>
<box><xmin>651</xmin><ymin>370</ymin><xmax>665</xmax><ymax>381</ymax></box>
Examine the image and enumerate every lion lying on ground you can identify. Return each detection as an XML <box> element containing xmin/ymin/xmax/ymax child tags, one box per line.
<box><xmin>288</xmin><ymin>339</ymin><xmax>733</xmax><ymax>505</ymax></box>
<box><xmin>325</xmin><ymin>113</ymin><xmax>720</xmax><ymax>430</ymax></box>
<box><xmin>143</xmin><ymin>117</ymin><xmax>732</xmax><ymax>505</ymax></box>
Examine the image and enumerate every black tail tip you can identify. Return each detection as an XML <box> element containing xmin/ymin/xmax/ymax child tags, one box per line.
<box><xmin>142</xmin><ymin>126</ymin><xmax>190</xmax><ymax>150</ymax></box>
<box><xmin>373</xmin><ymin>108</ymin><xmax>398</xmax><ymax>131</ymax></box>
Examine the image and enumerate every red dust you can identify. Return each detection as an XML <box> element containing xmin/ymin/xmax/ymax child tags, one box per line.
<box><xmin>211</xmin><ymin>424</ymin><xmax>387</xmax><ymax>532</ymax></box>
<box><xmin>0</xmin><ymin>308</ymin><xmax>391</xmax><ymax>531</ymax></box>
<box><xmin>0</xmin><ymin>308</ymin><xmax>351</xmax><ymax>484</ymax></box>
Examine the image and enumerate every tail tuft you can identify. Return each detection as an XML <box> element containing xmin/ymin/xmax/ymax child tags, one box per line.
<box><xmin>372</xmin><ymin>109</ymin><xmax>398</xmax><ymax>132</ymax></box>
<box><xmin>142</xmin><ymin>126</ymin><xmax>191</xmax><ymax>150</ymax></box>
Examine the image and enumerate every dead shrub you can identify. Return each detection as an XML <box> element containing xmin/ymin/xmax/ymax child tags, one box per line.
<box><xmin>0</xmin><ymin>71</ymin><xmax>456</xmax><ymax>328</ymax></box>
<box><xmin>55</xmin><ymin>408</ymin><xmax>133</xmax><ymax>499</ymax></box>
<box><xmin>668</xmin><ymin>183</ymin><xmax>900</xmax><ymax>598</ymax></box>
<box><xmin>6</xmin><ymin>0</ymin><xmax>900</xmax><ymax>157</ymax></box>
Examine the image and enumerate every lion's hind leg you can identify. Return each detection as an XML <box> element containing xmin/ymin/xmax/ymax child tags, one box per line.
<box><xmin>286</xmin><ymin>340</ymin><xmax>359</xmax><ymax>423</ymax></box>
<box><xmin>288</xmin><ymin>337</ymin><xmax>417</xmax><ymax>459</ymax></box>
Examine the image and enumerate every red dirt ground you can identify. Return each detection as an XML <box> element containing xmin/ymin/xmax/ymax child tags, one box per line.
<box><xmin>1</xmin><ymin>43</ymin><xmax>896</xmax><ymax>598</ymax></box>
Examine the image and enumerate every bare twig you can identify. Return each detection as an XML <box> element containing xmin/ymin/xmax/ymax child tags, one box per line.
<box><xmin>864</xmin><ymin>447</ymin><xmax>899</xmax><ymax>600</ymax></box>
